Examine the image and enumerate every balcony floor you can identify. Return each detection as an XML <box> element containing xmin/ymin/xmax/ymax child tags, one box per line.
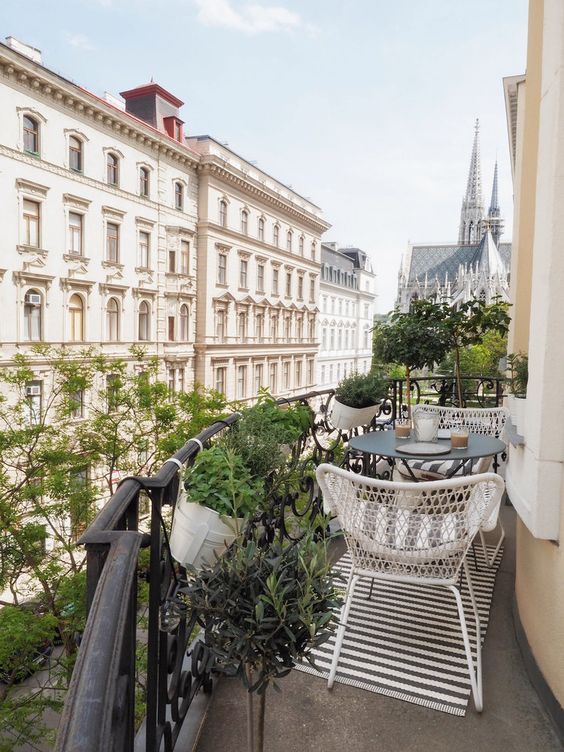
<box><xmin>195</xmin><ymin>505</ymin><xmax>562</xmax><ymax>752</ymax></box>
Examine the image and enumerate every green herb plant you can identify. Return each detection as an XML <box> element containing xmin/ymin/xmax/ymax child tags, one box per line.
<box><xmin>334</xmin><ymin>370</ymin><xmax>388</xmax><ymax>409</ymax></box>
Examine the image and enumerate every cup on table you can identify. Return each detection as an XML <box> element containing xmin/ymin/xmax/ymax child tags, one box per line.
<box><xmin>413</xmin><ymin>411</ymin><xmax>440</xmax><ymax>443</ymax></box>
<box><xmin>395</xmin><ymin>419</ymin><xmax>411</xmax><ymax>439</ymax></box>
<box><xmin>451</xmin><ymin>426</ymin><xmax>469</xmax><ymax>449</ymax></box>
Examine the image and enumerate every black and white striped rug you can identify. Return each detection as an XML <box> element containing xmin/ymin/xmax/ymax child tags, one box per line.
<box><xmin>296</xmin><ymin>544</ymin><xmax>503</xmax><ymax>716</ymax></box>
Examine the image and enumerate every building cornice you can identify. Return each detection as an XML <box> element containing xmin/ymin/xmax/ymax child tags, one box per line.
<box><xmin>199</xmin><ymin>158</ymin><xmax>330</xmax><ymax>235</ymax></box>
<box><xmin>0</xmin><ymin>45</ymin><xmax>201</xmax><ymax>170</ymax></box>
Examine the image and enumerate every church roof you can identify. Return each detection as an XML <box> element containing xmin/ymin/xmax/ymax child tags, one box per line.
<box><xmin>407</xmin><ymin>241</ymin><xmax>511</xmax><ymax>284</ymax></box>
<box><xmin>476</xmin><ymin>229</ymin><xmax>506</xmax><ymax>276</ymax></box>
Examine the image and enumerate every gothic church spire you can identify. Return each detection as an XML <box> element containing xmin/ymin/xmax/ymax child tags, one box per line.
<box><xmin>486</xmin><ymin>160</ymin><xmax>504</xmax><ymax>246</ymax></box>
<box><xmin>458</xmin><ymin>119</ymin><xmax>484</xmax><ymax>245</ymax></box>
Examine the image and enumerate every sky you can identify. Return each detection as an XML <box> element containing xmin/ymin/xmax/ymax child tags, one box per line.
<box><xmin>1</xmin><ymin>0</ymin><xmax>529</xmax><ymax>311</ymax></box>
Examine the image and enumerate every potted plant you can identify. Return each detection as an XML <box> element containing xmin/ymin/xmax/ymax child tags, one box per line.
<box><xmin>330</xmin><ymin>370</ymin><xmax>388</xmax><ymax>431</ymax></box>
<box><xmin>169</xmin><ymin>445</ymin><xmax>263</xmax><ymax>569</ymax></box>
<box><xmin>507</xmin><ymin>352</ymin><xmax>528</xmax><ymax>434</ymax></box>
<box><xmin>184</xmin><ymin>529</ymin><xmax>341</xmax><ymax>752</ymax></box>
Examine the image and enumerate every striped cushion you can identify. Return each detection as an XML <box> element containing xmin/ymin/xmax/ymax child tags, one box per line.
<box><xmin>399</xmin><ymin>457</ymin><xmax>480</xmax><ymax>480</ymax></box>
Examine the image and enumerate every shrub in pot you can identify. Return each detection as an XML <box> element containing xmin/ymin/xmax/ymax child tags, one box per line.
<box><xmin>331</xmin><ymin>370</ymin><xmax>388</xmax><ymax>430</ymax></box>
<box><xmin>507</xmin><ymin>352</ymin><xmax>528</xmax><ymax>434</ymax></box>
<box><xmin>169</xmin><ymin>445</ymin><xmax>263</xmax><ymax>569</ymax></box>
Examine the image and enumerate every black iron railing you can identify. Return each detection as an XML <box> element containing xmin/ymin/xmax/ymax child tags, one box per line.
<box><xmin>55</xmin><ymin>377</ymin><xmax>506</xmax><ymax>752</ymax></box>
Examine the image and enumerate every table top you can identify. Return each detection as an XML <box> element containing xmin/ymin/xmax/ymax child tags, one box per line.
<box><xmin>348</xmin><ymin>430</ymin><xmax>506</xmax><ymax>461</ymax></box>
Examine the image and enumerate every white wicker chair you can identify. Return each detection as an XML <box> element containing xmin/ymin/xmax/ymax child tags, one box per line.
<box><xmin>316</xmin><ymin>464</ymin><xmax>505</xmax><ymax>712</ymax></box>
<box><xmin>405</xmin><ymin>404</ymin><xmax>508</xmax><ymax>566</ymax></box>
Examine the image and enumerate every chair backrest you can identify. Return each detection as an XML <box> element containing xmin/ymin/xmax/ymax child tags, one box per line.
<box><xmin>316</xmin><ymin>463</ymin><xmax>505</xmax><ymax>585</ymax></box>
<box><xmin>411</xmin><ymin>404</ymin><xmax>508</xmax><ymax>438</ymax></box>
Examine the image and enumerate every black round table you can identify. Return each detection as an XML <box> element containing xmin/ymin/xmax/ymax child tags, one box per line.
<box><xmin>348</xmin><ymin>431</ymin><xmax>506</xmax><ymax>481</ymax></box>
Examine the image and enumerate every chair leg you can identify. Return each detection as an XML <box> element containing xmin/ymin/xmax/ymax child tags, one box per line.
<box><xmin>480</xmin><ymin>519</ymin><xmax>505</xmax><ymax>568</ymax></box>
<box><xmin>328</xmin><ymin>571</ymin><xmax>359</xmax><ymax>690</ymax></box>
<box><xmin>449</xmin><ymin>560</ymin><xmax>483</xmax><ymax>712</ymax></box>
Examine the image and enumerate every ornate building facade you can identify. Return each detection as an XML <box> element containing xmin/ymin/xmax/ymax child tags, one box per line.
<box><xmin>396</xmin><ymin>120</ymin><xmax>511</xmax><ymax>311</ymax></box>
<box><xmin>317</xmin><ymin>243</ymin><xmax>377</xmax><ymax>388</ymax></box>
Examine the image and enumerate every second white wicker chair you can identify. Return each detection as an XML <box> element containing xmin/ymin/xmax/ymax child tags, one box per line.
<box><xmin>316</xmin><ymin>463</ymin><xmax>505</xmax><ymax>712</ymax></box>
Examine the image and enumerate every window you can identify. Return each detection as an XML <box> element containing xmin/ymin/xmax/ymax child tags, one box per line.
<box><xmin>272</xmin><ymin>268</ymin><xmax>279</xmax><ymax>295</ymax></box>
<box><xmin>26</xmin><ymin>381</ymin><xmax>42</xmax><ymax>425</ymax></box>
<box><xmin>106</xmin><ymin>223</ymin><xmax>119</xmax><ymax>263</ymax></box>
<box><xmin>237</xmin><ymin>365</ymin><xmax>247</xmax><ymax>398</ymax></box>
<box><xmin>23</xmin><ymin>199</ymin><xmax>40</xmax><ymax>247</ymax></box>
<box><xmin>322</xmin><ymin>328</ymin><xmax>327</xmax><ymax>349</ymax></box>
<box><xmin>271</xmin><ymin>314</ymin><xmax>278</xmax><ymax>342</ymax></box>
<box><xmin>330</xmin><ymin>328</ymin><xmax>335</xmax><ymax>349</ymax></box>
<box><xmin>321</xmin><ymin>365</ymin><xmax>326</xmax><ymax>384</ymax></box>
<box><xmin>296</xmin><ymin>317</ymin><xmax>303</xmax><ymax>341</ymax></box>
<box><xmin>69</xmin><ymin>212</ymin><xmax>83</xmax><ymax>255</ymax></box>
<box><xmin>295</xmin><ymin>360</ymin><xmax>302</xmax><ymax>387</ymax></box>
<box><xmin>180</xmin><ymin>240</ymin><xmax>190</xmax><ymax>275</ymax></box>
<box><xmin>138</xmin><ymin>301</ymin><xmax>150</xmax><ymax>341</ymax></box>
<box><xmin>174</xmin><ymin>182</ymin><xmax>184</xmax><ymax>211</ymax></box>
<box><xmin>257</xmin><ymin>263</ymin><xmax>265</xmax><ymax>293</ymax></box>
<box><xmin>168</xmin><ymin>368</ymin><xmax>177</xmax><ymax>393</ymax></box>
<box><xmin>255</xmin><ymin>313</ymin><xmax>264</xmax><ymax>341</ymax></box>
<box><xmin>139</xmin><ymin>231</ymin><xmax>150</xmax><ymax>268</ymax></box>
<box><xmin>217</xmin><ymin>253</ymin><xmax>227</xmax><ymax>284</ymax></box>
<box><xmin>69</xmin><ymin>294</ymin><xmax>84</xmax><ymax>342</ymax></box>
<box><xmin>286</xmin><ymin>230</ymin><xmax>293</xmax><ymax>252</ymax></box>
<box><xmin>338</xmin><ymin>329</ymin><xmax>342</xmax><ymax>350</ymax></box>
<box><xmin>285</xmin><ymin>271</ymin><xmax>292</xmax><ymax>297</ymax></box>
<box><xmin>70</xmin><ymin>389</ymin><xmax>85</xmax><ymax>419</ymax></box>
<box><xmin>299</xmin><ymin>236</ymin><xmax>304</xmax><ymax>255</ymax></box>
<box><xmin>239</xmin><ymin>259</ymin><xmax>248</xmax><ymax>288</ymax></box>
<box><xmin>168</xmin><ymin>315</ymin><xmax>175</xmax><ymax>341</ymax></box>
<box><xmin>258</xmin><ymin>217</ymin><xmax>265</xmax><ymax>242</ymax></box>
<box><xmin>297</xmin><ymin>276</ymin><xmax>304</xmax><ymax>300</ymax></box>
<box><xmin>23</xmin><ymin>115</ymin><xmax>39</xmax><ymax>154</ymax></box>
<box><xmin>139</xmin><ymin>167</ymin><xmax>150</xmax><ymax>197</ymax></box>
<box><xmin>254</xmin><ymin>364</ymin><xmax>263</xmax><ymax>394</ymax></box>
<box><xmin>307</xmin><ymin>359</ymin><xmax>314</xmax><ymax>385</ymax></box>
<box><xmin>180</xmin><ymin>304</ymin><xmax>190</xmax><ymax>341</ymax></box>
<box><xmin>269</xmin><ymin>362</ymin><xmax>277</xmax><ymax>393</ymax></box>
<box><xmin>273</xmin><ymin>225</ymin><xmax>279</xmax><ymax>247</ymax></box>
<box><xmin>284</xmin><ymin>315</ymin><xmax>291</xmax><ymax>340</ymax></box>
<box><xmin>24</xmin><ymin>290</ymin><xmax>42</xmax><ymax>341</ymax></box>
<box><xmin>106</xmin><ymin>153</ymin><xmax>119</xmax><ymax>185</ymax></box>
<box><xmin>215</xmin><ymin>367</ymin><xmax>226</xmax><ymax>395</ymax></box>
<box><xmin>283</xmin><ymin>361</ymin><xmax>290</xmax><ymax>390</ymax></box>
<box><xmin>216</xmin><ymin>309</ymin><xmax>226</xmax><ymax>341</ymax></box>
<box><xmin>219</xmin><ymin>200</ymin><xmax>227</xmax><ymax>227</ymax></box>
<box><xmin>310</xmin><ymin>278</ymin><xmax>315</xmax><ymax>302</ymax></box>
<box><xmin>106</xmin><ymin>298</ymin><xmax>120</xmax><ymax>341</ymax></box>
<box><xmin>238</xmin><ymin>311</ymin><xmax>247</xmax><ymax>341</ymax></box>
<box><xmin>69</xmin><ymin>136</ymin><xmax>82</xmax><ymax>172</ymax></box>
<box><xmin>168</xmin><ymin>248</ymin><xmax>176</xmax><ymax>274</ymax></box>
<box><xmin>241</xmin><ymin>210</ymin><xmax>248</xmax><ymax>235</ymax></box>
<box><xmin>311</xmin><ymin>241</ymin><xmax>317</xmax><ymax>260</ymax></box>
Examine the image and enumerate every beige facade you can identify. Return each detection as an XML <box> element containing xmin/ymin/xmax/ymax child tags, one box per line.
<box><xmin>504</xmin><ymin>0</ymin><xmax>564</xmax><ymax>713</ymax></box>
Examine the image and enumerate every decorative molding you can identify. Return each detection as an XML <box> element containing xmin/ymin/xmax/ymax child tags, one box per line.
<box><xmin>64</xmin><ymin>127</ymin><xmax>90</xmax><ymax>142</ymax></box>
<box><xmin>135</xmin><ymin>216</ymin><xmax>155</xmax><ymax>228</ymax></box>
<box><xmin>12</xmin><ymin>270</ymin><xmax>54</xmax><ymax>290</ymax></box>
<box><xmin>215</xmin><ymin>242</ymin><xmax>232</xmax><ymax>253</ymax></box>
<box><xmin>237</xmin><ymin>250</ymin><xmax>251</xmax><ymax>260</ymax></box>
<box><xmin>60</xmin><ymin>277</ymin><xmax>96</xmax><ymax>291</ymax></box>
<box><xmin>99</xmin><ymin>282</ymin><xmax>128</xmax><ymax>296</ymax></box>
<box><xmin>102</xmin><ymin>205</ymin><xmax>126</xmax><ymax>220</ymax></box>
<box><xmin>132</xmin><ymin>287</ymin><xmax>158</xmax><ymax>299</ymax></box>
<box><xmin>166</xmin><ymin>225</ymin><xmax>195</xmax><ymax>237</ymax></box>
<box><xmin>15</xmin><ymin>178</ymin><xmax>49</xmax><ymax>197</ymax></box>
<box><xmin>63</xmin><ymin>193</ymin><xmax>91</xmax><ymax>210</ymax></box>
<box><xmin>16</xmin><ymin>105</ymin><xmax>47</xmax><ymax>123</ymax></box>
<box><xmin>63</xmin><ymin>254</ymin><xmax>90</xmax><ymax>277</ymax></box>
<box><xmin>102</xmin><ymin>146</ymin><xmax>125</xmax><ymax>160</ymax></box>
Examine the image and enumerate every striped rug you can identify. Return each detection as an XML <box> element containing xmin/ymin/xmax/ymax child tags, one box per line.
<box><xmin>296</xmin><ymin>544</ymin><xmax>503</xmax><ymax>716</ymax></box>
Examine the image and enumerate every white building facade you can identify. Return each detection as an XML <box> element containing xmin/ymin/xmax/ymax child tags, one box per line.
<box><xmin>0</xmin><ymin>38</ymin><xmax>330</xmax><ymax>403</ymax></box>
<box><xmin>317</xmin><ymin>243</ymin><xmax>377</xmax><ymax>388</ymax></box>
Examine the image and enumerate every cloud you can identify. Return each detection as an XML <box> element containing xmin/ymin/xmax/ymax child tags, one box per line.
<box><xmin>64</xmin><ymin>33</ymin><xmax>96</xmax><ymax>51</ymax></box>
<box><xmin>194</xmin><ymin>0</ymin><xmax>301</xmax><ymax>34</ymax></box>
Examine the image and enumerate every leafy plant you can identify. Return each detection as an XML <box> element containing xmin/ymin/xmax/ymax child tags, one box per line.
<box><xmin>185</xmin><ymin>530</ymin><xmax>341</xmax><ymax>752</ymax></box>
<box><xmin>184</xmin><ymin>445</ymin><xmax>264</xmax><ymax>518</ymax></box>
<box><xmin>334</xmin><ymin>370</ymin><xmax>388</xmax><ymax>409</ymax></box>
<box><xmin>507</xmin><ymin>352</ymin><xmax>528</xmax><ymax>397</ymax></box>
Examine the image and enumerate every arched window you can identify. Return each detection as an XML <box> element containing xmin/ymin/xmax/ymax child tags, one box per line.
<box><xmin>241</xmin><ymin>209</ymin><xmax>249</xmax><ymax>235</ymax></box>
<box><xmin>286</xmin><ymin>230</ymin><xmax>293</xmax><ymax>252</ymax></box>
<box><xmin>179</xmin><ymin>304</ymin><xmax>190</xmax><ymax>341</ymax></box>
<box><xmin>106</xmin><ymin>297</ymin><xmax>120</xmax><ymax>341</ymax></box>
<box><xmin>69</xmin><ymin>294</ymin><xmax>84</xmax><ymax>342</ymax></box>
<box><xmin>23</xmin><ymin>115</ymin><xmax>39</xmax><ymax>154</ymax></box>
<box><xmin>219</xmin><ymin>200</ymin><xmax>228</xmax><ymax>227</ymax></box>
<box><xmin>174</xmin><ymin>182</ymin><xmax>184</xmax><ymax>211</ymax></box>
<box><xmin>139</xmin><ymin>167</ymin><xmax>150</xmax><ymax>197</ymax></box>
<box><xmin>138</xmin><ymin>301</ymin><xmax>150</xmax><ymax>341</ymax></box>
<box><xmin>69</xmin><ymin>136</ymin><xmax>83</xmax><ymax>172</ymax></box>
<box><xmin>24</xmin><ymin>289</ymin><xmax>42</xmax><ymax>341</ymax></box>
<box><xmin>273</xmin><ymin>224</ymin><xmax>280</xmax><ymax>247</ymax></box>
<box><xmin>258</xmin><ymin>217</ymin><xmax>265</xmax><ymax>242</ymax></box>
<box><xmin>106</xmin><ymin>153</ymin><xmax>119</xmax><ymax>186</ymax></box>
<box><xmin>299</xmin><ymin>236</ymin><xmax>304</xmax><ymax>255</ymax></box>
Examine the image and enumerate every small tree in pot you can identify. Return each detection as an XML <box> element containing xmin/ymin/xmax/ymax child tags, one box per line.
<box><xmin>331</xmin><ymin>370</ymin><xmax>388</xmax><ymax>430</ymax></box>
<box><xmin>184</xmin><ymin>530</ymin><xmax>341</xmax><ymax>752</ymax></box>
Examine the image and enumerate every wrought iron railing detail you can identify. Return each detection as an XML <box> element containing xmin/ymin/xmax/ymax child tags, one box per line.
<box><xmin>55</xmin><ymin>377</ymin><xmax>506</xmax><ymax>752</ymax></box>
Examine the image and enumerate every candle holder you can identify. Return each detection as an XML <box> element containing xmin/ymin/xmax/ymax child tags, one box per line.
<box><xmin>394</xmin><ymin>418</ymin><xmax>411</xmax><ymax>439</ymax></box>
<box><xmin>413</xmin><ymin>410</ymin><xmax>440</xmax><ymax>443</ymax></box>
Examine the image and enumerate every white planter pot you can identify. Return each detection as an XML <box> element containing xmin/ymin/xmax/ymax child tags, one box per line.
<box><xmin>330</xmin><ymin>399</ymin><xmax>381</xmax><ymax>431</ymax></box>
<box><xmin>514</xmin><ymin>396</ymin><xmax>526</xmax><ymax>436</ymax></box>
<box><xmin>169</xmin><ymin>488</ymin><xmax>242</xmax><ymax>569</ymax></box>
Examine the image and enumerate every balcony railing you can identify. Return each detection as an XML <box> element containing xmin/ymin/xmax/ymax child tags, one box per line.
<box><xmin>55</xmin><ymin>375</ymin><xmax>506</xmax><ymax>752</ymax></box>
